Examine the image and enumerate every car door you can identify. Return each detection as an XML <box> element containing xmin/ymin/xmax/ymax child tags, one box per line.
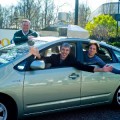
<box><xmin>81</xmin><ymin>70</ymin><xmax>114</xmax><ymax>105</ymax></box>
<box><xmin>80</xmin><ymin>42</ymin><xmax>119</xmax><ymax>106</ymax></box>
<box><xmin>23</xmin><ymin>42</ymin><xmax>82</xmax><ymax>114</ymax></box>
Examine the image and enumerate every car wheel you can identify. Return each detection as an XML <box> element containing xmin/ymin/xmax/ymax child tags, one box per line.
<box><xmin>113</xmin><ymin>87</ymin><xmax>120</xmax><ymax>107</ymax></box>
<box><xmin>0</xmin><ymin>98</ymin><xmax>17</xmax><ymax>120</ymax></box>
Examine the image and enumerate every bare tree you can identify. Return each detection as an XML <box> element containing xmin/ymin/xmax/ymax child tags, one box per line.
<box><xmin>17</xmin><ymin>0</ymin><xmax>36</xmax><ymax>20</ymax></box>
<box><xmin>41</xmin><ymin>0</ymin><xmax>54</xmax><ymax>28</ymax></box>
<box><xmin>78</xmin><ymin>3</ymin><xmax>91</xmax><ymax>28</ymax></box>
<box><xmin>8</xmin><ymin>6</ymin><xmax>15</xmax><ymax>28</ymax></box>
<box><xmin>0</xmin><ymin>5</ymin><xmax>3</xmax><ymax>28</ymax></box>
<box><xmin>0</xmin><ymin>0</ymin><xmax>73</xmax><ymax>30</ymax></box>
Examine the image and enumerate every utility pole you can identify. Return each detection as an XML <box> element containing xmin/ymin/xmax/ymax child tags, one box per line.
<box><xmin>116</xmin><ymin>0</ymin><xmax>120</xmax><ymax>38</ymax></box>
<box><xmin>74</xmin><ymin>0</ymin><xmax>79</xmax><ymax>25</ymax></box>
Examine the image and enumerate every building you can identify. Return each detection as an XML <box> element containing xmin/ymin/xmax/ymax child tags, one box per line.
<box><xmin>88</xmin><ymin>2</ymin><xmax>120</xmax><ymax>23</ymax></box>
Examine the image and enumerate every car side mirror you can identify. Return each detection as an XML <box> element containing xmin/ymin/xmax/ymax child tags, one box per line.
<box><xmin>30</xmin><ymin>60</ymin><xmax>45</xmax><ymax>70</ymax></box>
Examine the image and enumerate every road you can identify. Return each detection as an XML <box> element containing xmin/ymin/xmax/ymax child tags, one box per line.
<box><xmin>24</xmin><ymin>105</ymin><xmax>120</xmax><ymax>120</ymax></box>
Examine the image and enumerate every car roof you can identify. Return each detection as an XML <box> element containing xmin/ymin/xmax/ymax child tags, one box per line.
<box><xmin>32</xmin><ymin>36</ymin><xmax>65</xmax><ymax>42</ymax></box>
<box><xmin>32</xmin><ymin>36</ymin><xmax>89</xmax><ymax>43</ymax></box>
<box><xmin>32</xmin><ymin>37</ymin><xmax>120</xmax><ymax>51</ymax></box>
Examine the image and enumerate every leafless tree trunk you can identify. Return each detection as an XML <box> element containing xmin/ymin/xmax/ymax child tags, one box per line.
<box><xmin>0</xmin><ymin>0</ymin><xmax>74</xmax><ymax>30</ymax></box>
<box><xmin>78</xmin><ymin>1</ymin><xmax>91</xmax><ymax>28</ymax></box>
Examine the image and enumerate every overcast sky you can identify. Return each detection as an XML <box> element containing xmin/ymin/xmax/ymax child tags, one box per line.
<box><xmin>0</xmin><ymin>0</ymin><xmax>118</xmax><ymax>12</ymax></box>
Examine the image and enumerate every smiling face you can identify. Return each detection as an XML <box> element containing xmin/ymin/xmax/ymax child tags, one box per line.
<box><xmin>60</xmin><ymin>46</ymin><xmax>70</xmax><ymax>60</ymax></box>
<box><xmin>22</xmin><ymin>21</ymin><xmax>30</xmax><ymax>33</ymax></box>
<box><xmin>88</xmin><ymin>44</ymin><xmax>97</xmax><ymax>58</ymax></box>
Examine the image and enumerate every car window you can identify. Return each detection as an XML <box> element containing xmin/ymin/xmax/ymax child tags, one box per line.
<box><xmin>41</xmin><ymin>42</ymin><xmax>76</xmax><ymax>58</ymax></box>
<box><xmin>82</xmin><ymin>43</ymin><xmax>112</xmax><ymax>64</ymax></box>
<box><xmin>112</xmin><ymin>50</ymin><xmax>120</xmax><ymax>62</ymax></box>
<box><xmin>15</xmin><ymin>42</ymin><xmax>77</xmax><ymax>71</ymax></box>
<box><xmin>98</xmin><ymin>47</ymin><xmax>112</xmax><ymax>63</ymax></box>
<box><xmin>42</xmin><ymin>45</ymin><xmax>60</xmax><ymax>57</ymax></box>
<box><xmin>40</xmin><ymin>42</ymin><xmax>77</xmax><ymax>69</ymax></box>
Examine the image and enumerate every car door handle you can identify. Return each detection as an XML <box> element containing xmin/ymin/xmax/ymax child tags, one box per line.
<box><xmin>69</xmin><ymin>73</ymin><xmax>79</xmax><ymax>79</ymax></box>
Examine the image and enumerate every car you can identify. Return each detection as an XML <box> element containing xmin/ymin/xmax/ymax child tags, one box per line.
<box><xmin>0</xmin><ymin>36</ymin><xmax>120</xmax><ymax>120</ymax></box>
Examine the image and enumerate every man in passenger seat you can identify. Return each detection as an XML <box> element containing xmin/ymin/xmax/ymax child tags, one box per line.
<box><xmin>84</xmin><ymin>41</ymin><xmax>120</xmax><ymax>74</ymax></box>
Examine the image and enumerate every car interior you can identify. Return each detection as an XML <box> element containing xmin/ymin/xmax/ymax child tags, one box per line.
<box><xmin>39</xmin><ymin>42</ymin><xmax>76</xmax><ymax>69</ymax></box>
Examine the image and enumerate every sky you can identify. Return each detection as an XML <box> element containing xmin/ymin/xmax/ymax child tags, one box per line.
<box><xmin>0</xmin><ymin>0</ymin><xmax>119</xmax><ymax>12</ymax></box>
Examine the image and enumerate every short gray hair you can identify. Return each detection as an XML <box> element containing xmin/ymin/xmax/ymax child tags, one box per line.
<box><xmin>22</xmin><ymin>19</ymin><xmax>31</xmax><ymax>25</ymax></box>
<box><xmin>61</xmin><ymin>43</ymin><xmax>71</xmax><ymax>49</ymax></box>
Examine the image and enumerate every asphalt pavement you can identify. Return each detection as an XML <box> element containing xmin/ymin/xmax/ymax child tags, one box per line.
<box><xmin>24</xmin><ymin>105</ymin><xmax>120</xmax><ymax>120</ymax></box>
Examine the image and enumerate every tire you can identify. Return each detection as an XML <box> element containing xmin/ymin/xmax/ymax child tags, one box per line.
<box><xmin>0</xmin><ymin>98</ymin><xmax>17</xmax><ymax>120</ymax></box>
<box><xmin>113</xmin><ymin>87</ymin><xmax>120</xmax><ymax>108</ymax></box>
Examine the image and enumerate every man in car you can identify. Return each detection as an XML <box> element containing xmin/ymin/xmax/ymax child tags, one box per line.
<box><xmin>84</xmin><ymin>41</ymin><xmax>120</xmax><ymax>74</ymax></box>
<box><xmin>29</xmin><ymin>42</ymin><xmax>112</xmax><ymax>73</ymax></box>
<box><xmin>13</xmin><ymin>19</ymin><xmax>39</xmax><ymax>45</ymax></box>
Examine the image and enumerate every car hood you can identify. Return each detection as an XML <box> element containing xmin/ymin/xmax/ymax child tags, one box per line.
<box><xmin>0</xmin><ymin>40</ymin><xmax>46</xmax><ymax>66</ymax></box>
<box><xmin>0</xmin><ymin>44</ymin><xmax>29</xmax><ymax>65</ymax></box>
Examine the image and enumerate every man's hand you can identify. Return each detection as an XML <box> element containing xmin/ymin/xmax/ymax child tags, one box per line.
<box><xmin>29</xmin><ymin>47</ymin><xmax>41</xmax><ymax>59</ymax></box>
<box><xmin>94</xmin><ymin>65</ymin><xmax>113</xmax><ymax>72</ymax></box>
<box><xmin>28</xmin><ymin>35</ymin><xmax>35</xmax><ymax>40</ymax></box>
<box><xmin>102</xmin><ymin>65</ymin><xmax>113</xmax><ymax>72</ymax></box>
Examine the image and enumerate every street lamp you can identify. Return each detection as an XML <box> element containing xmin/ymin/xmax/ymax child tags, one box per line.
<box><xmin>74</xmin><ymin>0</ymin><xmax>79</xmax><ymax>25</ymax></box>
<box><xmin>116</xmin><ymin>0</ymin><xmax>120</xmax><ymax>38</ymax></box>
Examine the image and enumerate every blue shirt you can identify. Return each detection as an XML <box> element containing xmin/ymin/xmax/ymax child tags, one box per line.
<box><xmin>84</xmin><ymin>52</ymin><xmax>105</xmax><ymax>67</ymax></box>
<box><xmin>84</xmin><ymin>51</ymin><xmax>120</xmax><ymax>74</ymax></box>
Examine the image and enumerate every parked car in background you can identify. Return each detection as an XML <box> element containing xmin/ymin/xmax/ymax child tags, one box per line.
<box><xmin>0</xmin><ymin>37</ymin><xmax>120</xmax><ymax>120</ymax></box>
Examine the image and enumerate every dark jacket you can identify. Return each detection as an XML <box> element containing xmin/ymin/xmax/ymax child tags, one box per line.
<box><xmin>43</xmin><ymin>54</ymin><xmax>94</xmax><ymax>72</ymax></box>
<box><xmin>13</xmin><ymin>30</ymin><xmax>39</xmax><ymax>45</ymax></box>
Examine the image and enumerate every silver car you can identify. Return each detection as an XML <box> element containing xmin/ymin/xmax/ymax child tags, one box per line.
<box><xmin>0</xmin><ymin>37</ymin><xmax>120</xmax><ymax>120</ymax></box>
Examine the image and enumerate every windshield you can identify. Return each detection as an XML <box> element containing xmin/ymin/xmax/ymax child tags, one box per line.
<box><xmin>0</xmin><ymin>40</ymin><xmax>46</xmax><ymax>66</ymax></box>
